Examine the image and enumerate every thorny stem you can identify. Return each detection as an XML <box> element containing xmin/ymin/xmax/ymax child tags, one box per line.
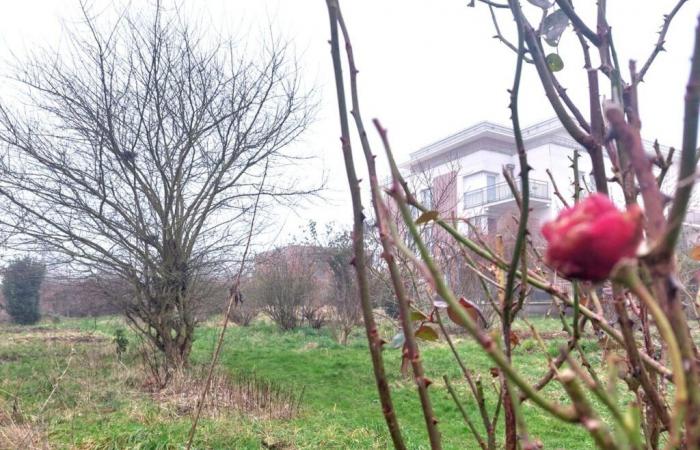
<box><xmin>605</xmin><ymin>103</ymin><xmax>666</xmax><ymax>240</ymax></box>
<box><xmin>635</xmin><ymin>0</ymin><xmax>691</xmax><ymax>84</ymax></box>
<box><xmin>510</xmin><ymin>2</ymin><xmax>609</xmax><ymax>195</ymax></box>
<box><xmin>546</xmin><ymin>168</ymin><xmax>570</xmax><ymax>208</ymax></box>
<box><xmin>333</xmin><ymin>5</ymin><xmax>442</xmax><ymax>448</ymax></box>
<box><xmin>324</xmin><ymin>2</ymin><xmax>407</xmax><ymax>449</ymax></box>
<box><xmin>502</xmin><ymin>7</ymin><xmax>528</xmax><ymax>445</ymax></box>
<box><xmin>656</xmin><ymin>15</ymin><xmax>700</xmax><ymax>259</ymax></box>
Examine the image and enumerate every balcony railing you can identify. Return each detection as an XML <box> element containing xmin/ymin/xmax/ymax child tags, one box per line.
<box><xmin>463</xmin><ymin>179</ymin><xmax>550</xmax><ymax>209</ymax></box>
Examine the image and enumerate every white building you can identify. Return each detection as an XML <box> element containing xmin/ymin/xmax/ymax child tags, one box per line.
<box><xmin>399</xmin><ymin>118</ymin><xmax>700</xmax><ymax>314</ymax></box>
<box><xmin>401</xmin><ymin>117</ymin><xmax>626</xmax><ymax>235</ymax></box>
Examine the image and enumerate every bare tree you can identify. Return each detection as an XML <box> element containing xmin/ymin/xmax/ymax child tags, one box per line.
<box><xmin>0</xmin><ymin>3</ymin><xmax>315</xmax><ymax>367</ymax></box>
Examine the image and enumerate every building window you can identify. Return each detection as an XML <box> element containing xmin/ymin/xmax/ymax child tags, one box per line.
<box><xmin>486</xmin><ymin>174</ymin><xmax>497</xmax><ymax>202</ymax></box>
<box><xmin>466</xmin><ymin>215</ymin><xmax>496</xmax><ymax>236</ymax></box>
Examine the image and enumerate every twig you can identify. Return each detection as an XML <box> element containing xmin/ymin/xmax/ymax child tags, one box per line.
<box><xmin>443</xmin><ymin>376</ymin><xmax>488</xmax><ymax>450</ymax></box>
<box><xmin>488</xmin><ymin>5</ymin><xmax>533</xmax><ymax>64</ymax></box>
<box><xmin>654</xmin><ymin>15</ymin><xmax>700</xmax><ymax>259</ymax></box>
<box><xmin>559</xmin><ymin>370</ymin><xmax>618</xmax><ymax>449</ymax></box>
<box><xmin>635</xmin><ymin>0</ymin><xmax>690</xmax><ymax>84</ymax></box>
<box><xmin>478</xmin><ymin>0</ymin><xmax>509</xmax><ymax>8</ymax></box>
<box><xmin>185</xmin><ymin>161</ymin><xmax>268</xmax><ymax>450</ymax></box>
<box><xmin>335</xmin><ymin>4</ymin><xmax>442</xmax><ymax>446</ymax></box>
<box><xmin>324</xmin><ymin>2</ymin><xmax>407</xmax><ymax>448</ymax></box>
<box><xmin>435</xmin><ymin>310</ymin><xmax>496</xmax><ymax>449</ymax></box>
<box><xmin>546</xmin><ymin>168</ymin><xmax>570</xmax><ymax>208</ymax></box>
<box><xmin>615</xmin><ymin>263</ymin><xmax>687</xmax><ymax>448</ymax></box>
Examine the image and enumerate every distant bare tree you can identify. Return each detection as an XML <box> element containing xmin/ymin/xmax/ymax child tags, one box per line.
<box><xmin>0</xmin><ymin>3</ymin><xmax>315</xmax><ymax>367</ymax></box>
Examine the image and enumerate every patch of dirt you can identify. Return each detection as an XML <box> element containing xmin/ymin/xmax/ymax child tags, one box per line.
<box><xmin>2</xmin><ymin>326</ymin><xmax>57</xmax><ymax>334</ymax></box>
<box><xmin>1</xmin><ymin>328</ymin><xmax>108</xmax><ymax>345</ymax></box>
<box><xmin>261</xmin><ymin>436</ymin><xmax>295</xmax><ymax>449</ymax></box>
<box><xmin>0</xmin><ymin>354</ymin><xmax>22</xmax><ymax>363</ymax></box>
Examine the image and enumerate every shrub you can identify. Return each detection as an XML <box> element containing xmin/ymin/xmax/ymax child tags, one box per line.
<box><xmin>228</xmin><ymin>291</ymin><xmax>260</xmax><ymax>326</ymax></box>
<box><xmin>1</xmin><ymin>257</ymin><xmax>46</xmax><ymax>325</ymax></box>
<box><xmin>247</xmin><ymin>247</ymin><xmax>316</xmax><ymax>330</ymax></box>
<box><xmin>114</xmin><ymin>328</ymin><xmax>129</xmax><ymax>360</ymax></box>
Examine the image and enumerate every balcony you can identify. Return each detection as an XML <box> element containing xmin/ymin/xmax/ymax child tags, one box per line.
<box><xmin>463</xmin><ymin>179</ymin><xmax>550</xmax><ymax>209</ymax></box>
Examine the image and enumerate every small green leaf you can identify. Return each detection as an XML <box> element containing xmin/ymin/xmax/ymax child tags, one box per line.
<box><xmin>415</xmin><ymin>325</ymin><xmax>439</xmax><ymax>341</ymax></box>
<box><xmin>416</xmin><ymin>210</ymin><xmax>439</xmax><ymax>225</ymax></box>
<box><xmin>409</xmin><ymin>307</ymin><xmax>429</xmax><ymax>322</ymax></box>
<box><xmin>546</xmin><ymin>53</ymin><xmax>564</xmax><ymax>72</ymax></box>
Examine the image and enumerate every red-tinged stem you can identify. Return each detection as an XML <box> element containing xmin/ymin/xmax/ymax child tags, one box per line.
<box><xmin>333</xmin><ymin>6</ymin><xmax>442</xmax><ymax>448</ymax></box>
<box><xmin>324</xmin><ymin>2</ymin><xmax>406</xmax><ymax>449</ymax></box>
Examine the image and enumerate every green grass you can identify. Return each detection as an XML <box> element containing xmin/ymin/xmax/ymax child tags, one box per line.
<box><xmin>0</xmin><ymin>316</ymin><xmax>601</xmax><ymax>449</ymax></box>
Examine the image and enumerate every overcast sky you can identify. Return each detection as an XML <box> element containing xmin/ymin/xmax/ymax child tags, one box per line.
<box><xmin>1</xmin><ymin>0</ymin><xmax>698</xmax><ymax>247</ymax></box>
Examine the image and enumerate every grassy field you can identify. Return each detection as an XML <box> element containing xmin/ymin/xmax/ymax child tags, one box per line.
<box><xmin>0</xmin><ymin>316</ymin><xmax>601</xmax><ymax>449</ymax></box>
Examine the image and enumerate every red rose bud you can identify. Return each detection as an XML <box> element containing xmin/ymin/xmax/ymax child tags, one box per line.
<box><xmin>541</xmin><ymin>193</ymin><xmax>643</xmax><ymax>281</ymax></box>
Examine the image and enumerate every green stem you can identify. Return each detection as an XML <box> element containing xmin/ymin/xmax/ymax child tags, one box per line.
<box><xmin>443</xmin><ymin>376</ymin><xmax>488</xmax><ymax>450</ymax></box>
<box><xmin>656</xmin><ymin>14</ymin><xmax>700</xmax><ymax>258</ymax></box>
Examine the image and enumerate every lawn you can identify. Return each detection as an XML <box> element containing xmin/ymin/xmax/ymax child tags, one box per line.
<box><xmin>0</xmin><ymin>316</ymin><xmax>600</xmax><ymax>449</ymax></box>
